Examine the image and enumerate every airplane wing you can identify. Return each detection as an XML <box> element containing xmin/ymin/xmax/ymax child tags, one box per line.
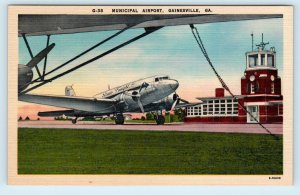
<box><xmin>19</xmin><ymin>14</ymin><xmax>282</xmax><ymax>36</ymax></box>
<box><xmin>18</xmin><ymin>94</ymin><xmax>117</xmax><ymax>113</ymax></box>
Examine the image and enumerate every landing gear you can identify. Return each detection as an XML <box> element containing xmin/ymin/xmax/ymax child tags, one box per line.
<box><xmin>155</xmin><ymin>115</ymin><xmax>165</xmax><ymax>125</ymax></box>
<box><xmin>115</xmin><ymin>114</ymin><xmax>125</xmax><ymax>125</ymax></box>
<box><xmin>72</xmin><ymin>117</ymin><xmax>78</xmax><ymax>124</ymax></box>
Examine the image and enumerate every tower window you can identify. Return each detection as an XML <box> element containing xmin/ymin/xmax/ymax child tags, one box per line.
<box><xmin>267</xmin><ymin>55</ymin><xmax>275</xmax><ymax>67</ymax></box>
<box><xmin>261</xmin><ymin>54</ymin><xmax>265</xmax><ymax>66</ymax></box>
<box><xmin>249</xmin><ymin>54</ymin><xmax>258</xmax><ymax>67</ymax></box>
<box><xmin>271</xmin><ymin>82</ymin><xmax>275</xmax><ymax>94</ymax></box>
<box><xmin>250</xmin><ymin>83</ymin><xmax>255</xmax><ymax>94</ymax></box>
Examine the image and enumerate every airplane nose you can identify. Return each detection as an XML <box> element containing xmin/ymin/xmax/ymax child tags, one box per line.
<box><xmin>168</xmin><ymin>79</ymin><xmax>179</xmax><ymax>91</ymax></box>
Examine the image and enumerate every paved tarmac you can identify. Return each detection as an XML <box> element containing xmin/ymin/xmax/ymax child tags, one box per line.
<box><xmin>18</xmin><ymin>120</ymin><xmax>283</xmax><ymax>135</ymax></box>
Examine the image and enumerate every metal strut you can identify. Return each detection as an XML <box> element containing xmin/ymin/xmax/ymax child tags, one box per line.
<box><xmin>19</xmin><ymin>27</ymin><xmax>162</xmax><ymax>95</ymax></box>
<box><xmin>27</xmin><ymin>26</ymin><xmax>132</xmax><ymax>86</ymax></box>
<box><xmin>42</xmin><ymin>35</ymin><xmax>51</xmax><ymax>81</ymax></box>
<box><xmin>189</xmin><ymin>24</ymin><xmax>278</xmax><ymax>139</ymax></box>
<box><xmin>21</xmin><ymin>33</ymin><xmax>43</xmax><ymax>79</ymax></box>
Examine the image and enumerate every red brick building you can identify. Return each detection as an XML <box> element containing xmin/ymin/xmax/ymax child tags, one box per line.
<box><xmin>185</xmin><ymin>38</ymin><xmax>283</xmax><ymax>124</ymax></box>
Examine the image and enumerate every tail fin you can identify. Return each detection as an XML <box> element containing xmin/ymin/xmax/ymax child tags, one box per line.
<box><xmin>65</xmin><ymin>85</ymin><xmax>76</xmax><ymax>96</ymax></box>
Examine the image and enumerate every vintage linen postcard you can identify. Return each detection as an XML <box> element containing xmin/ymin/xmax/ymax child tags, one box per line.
<box><xmin>8</xmin><ymin>5</ymin><xmax>293</xmax><ymax>185</ymax></box>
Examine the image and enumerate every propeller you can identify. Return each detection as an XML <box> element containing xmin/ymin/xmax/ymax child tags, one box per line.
<box><xmin>26</xmin><ymin>43</ymin><xmax>55</xmax><ymax>68</ymax></box>
<box><xmin>125</xmin><ymin>82</ymin><xmax>149</xmax><ymax>113</ymax></box>
<box><xmin>171</xmin><ymin>93</ymin><xmax>189</xmax><ymax>111</ymax></box>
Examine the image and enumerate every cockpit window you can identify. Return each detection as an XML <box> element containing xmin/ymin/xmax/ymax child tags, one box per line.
<box><xmin>155</xmin><ymin>76</ymin><xmax>169</xmax><ymax>82</ymax></box>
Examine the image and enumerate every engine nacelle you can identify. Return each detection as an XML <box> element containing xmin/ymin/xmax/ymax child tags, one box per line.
<box><xmin>118</xmin><ymin>91</ymin><xmax>140</xmax><ymax>108</ymax></box>
<box><xmin>18</xmin><ymin>64</ymin><xmax>33</xmax><ymax>92</ymax></box>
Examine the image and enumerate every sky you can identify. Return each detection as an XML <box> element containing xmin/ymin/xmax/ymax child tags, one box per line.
<box><xmin>18</xmin><ymin>17</ymin><xmax>283</xmax><ymax>119</ymax></box>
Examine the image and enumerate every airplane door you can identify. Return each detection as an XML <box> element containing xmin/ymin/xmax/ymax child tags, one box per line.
<box><xmin>247</xmin><ymin>105</ymin><xmax>259</xmax><ymax>123</ymax></box>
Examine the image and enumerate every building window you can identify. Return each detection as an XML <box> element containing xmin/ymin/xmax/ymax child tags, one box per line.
<box><xmin>194</xmin><ymin>107</ymin><xmax>199</xmax><ymax>116</ymax></box>
<box><xmin>187</xmin><ymin>98</ymin><xmax>239</xmax><ymax>117</ymax></box>
<box><xmin>208</xmin><ymin>104</ymin><xmax>213</xmax><ymax>115</ymax></box>
<box><xmin>261</xmin><ymin>54</ymin><xmax>265</xmax><ymax>66</ymax></box>
<box><xmin>271</xmin><ymin>82</ymin><xmax>275</xmax><ymax>94</ymax></box>
<box><xmin>250</xmin><ymin>83</ymin><xmax>255</xmax><ymax>94</ymax></box>
<box><xmin>214</xmin><ymin>104</ymin><xmax>220</xmax><ymax>114</ymax></box>
<box><xmin>267</xmin><ymin>54</ymin><xmax>275</xmax><ymax>67</ymax></box>
<box><xmin>278</xmin><ymin>104</ymin><xmax>283</xmax><ymax>115</ymax></box>
<box><xmin>249</xmin><ymin>54</ymin><xmax>258</xmax><ymax>67</ymax></box>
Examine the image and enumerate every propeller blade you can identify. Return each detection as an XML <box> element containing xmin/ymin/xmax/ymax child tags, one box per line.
<box><xmin>26</xmin><ymin>43</ymin><xmax>55</xmax><ymax>69</ymax></box>
<box><xmin>139</xmin><ymin>82</ymin><xmax>149</xmax><ymax>92</ymax></box>
<box><xmin>171</xmin><ymin>98</ymin><xmax>179</xmax><ymax>111</ymax></box>
<box><xmin>180</xmin><ymin>98</ymin><xmax>189</xmax><ymax>104</ymax></box>
<box><xmin>137</xmin><ymin>98</ymin><xmax>144</xmax><ymax>113</ymax></box>
<box><xmin>170</xmin><ymin>93</ymin><xmax>190</xmax><ymax>110</ymax></box>
<box><xmin>124</xmin><ymin>91</ymin><xmax>144</xmax><ymax>112</ymax></box>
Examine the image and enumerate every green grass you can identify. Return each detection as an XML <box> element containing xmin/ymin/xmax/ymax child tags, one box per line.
<box><xmin>18</xmin><ymin>128</ymin><xmax>283</xmax><ymax>174</ymax></box>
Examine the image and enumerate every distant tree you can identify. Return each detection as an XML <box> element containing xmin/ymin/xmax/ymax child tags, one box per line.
<box><xmin>18</xmin><ymin>116</ymin><xmax>23</xmax><ymax>121</ymax></box>
<box><xmin>82</xmin><ymin>116</ymin><xmax>96</xmax><ymax>121</ymax></box>
<box><xmin>146</xmin><ymin>113</ymin><xmax>154</xmax><ymax>120</ymax></box>
<box><xmin>165</xmin><ymin>112</ymin><xmax>171</xmax><ymax>123</ymax></box>
<box><xmin>141</xmin><ymin>116</ymin><xmax>146</xmax><ymax>121</ymax></box>
<box><xmin>174</xmin><ymin>108</ymin><xmax>185</xmax><ymax>122</ymax></box>
<box><xmin>25</xmin><ymin>116</ymin><xmax>30</xmax><ymax>121</ymax></box>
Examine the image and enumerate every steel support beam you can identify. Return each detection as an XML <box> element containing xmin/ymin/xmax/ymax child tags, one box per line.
<box><xmin>42</xmin><ymin>35</ymin><xmax>51</xmax><ymax>80</ymax></box>
<box><xmin>21</xmin><ymin>33</ymin><xmax>43</xmax><ymax>79</ymax></box>
<box><xmin>19</xmin><ymin>27</ymin><xmax>162</xmax><ymax>95</ymax></box>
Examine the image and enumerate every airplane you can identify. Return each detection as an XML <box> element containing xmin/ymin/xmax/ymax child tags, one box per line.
<box><xmin>19</xmin><ymin>75</ymin><xmax>192</xmax><ymax>125</ymax></box>
<box><xmin>17</xmin><ymin>14</ymin><xmax>282</xmax><ymax>95</ymax></box>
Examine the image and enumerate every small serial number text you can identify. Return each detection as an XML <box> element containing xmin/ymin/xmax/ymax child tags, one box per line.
<box><xmin>92</xmin><ymin>9</ymin><xmax>103</xmax><ymax>13</ymax></box>
<box><xmin>269</xmin><ymin>176</ymin><xmax>281</xmax><ymax>180</ymax></box>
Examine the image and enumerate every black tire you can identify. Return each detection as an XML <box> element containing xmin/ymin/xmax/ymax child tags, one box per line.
<box><xmin>156</xmin><ymin>115</ymin><xmax>165</xmax><ymax>125</ymax></box>
<box><xmin>115</xmin><ymin>114</ymin><xmax>125</xmax><ymax>125</ymax></box>
<box><xmin>72</xmin><ymin>118</ymin><xmax>77</xmax><ymax>124</ymax></box>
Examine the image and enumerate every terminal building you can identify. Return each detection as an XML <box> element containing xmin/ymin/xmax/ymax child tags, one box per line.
<box><xmin>185</xmin><ymin>35</ymin><xmax>283</xmax><ymax>124</ymax></box>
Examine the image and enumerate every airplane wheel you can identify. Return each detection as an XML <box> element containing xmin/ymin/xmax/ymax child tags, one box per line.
<box><xmin>115</xmin><ymin>114</ymin><xmax>125</xmax><ymax>125</ymax></box>
<box><xmin>72</xmin><ymin>118</ymin><xmax>77</xmax><ymax>124</ymax></box>
<box><xmin>156</xmin><ymin>115</ymin><xmax>165</xmax><ymax>125</ymax></box>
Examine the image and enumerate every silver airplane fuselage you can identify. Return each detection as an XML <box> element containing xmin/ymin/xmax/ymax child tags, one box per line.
<box><xmin>93</xmin><ymin>75</ymin><xmax>179</xmax><ymax>113</ymax></box>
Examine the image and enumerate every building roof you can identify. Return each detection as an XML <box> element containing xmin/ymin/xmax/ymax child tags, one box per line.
<box><xmin>196</xmin><ymin>95</ymin><xmax>245</xmax><ymax>101</ymax></box>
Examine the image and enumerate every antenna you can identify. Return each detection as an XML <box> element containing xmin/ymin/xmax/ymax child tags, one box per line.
<box><xmin>256</xmin><ymin>33</ymin><xmax>269</xmax><ymax>50</ymax></box>
<box><xmin>251</xmin><ymin>32</ymin><xmax>254</xmax><ymax>51</ymax></box>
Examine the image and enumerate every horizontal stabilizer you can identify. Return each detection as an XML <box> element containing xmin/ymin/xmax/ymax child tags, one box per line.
<box><xmin>38</xmin><ymin>110</ymin><xmax>75</xmax><ymax>117</ymax></box>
